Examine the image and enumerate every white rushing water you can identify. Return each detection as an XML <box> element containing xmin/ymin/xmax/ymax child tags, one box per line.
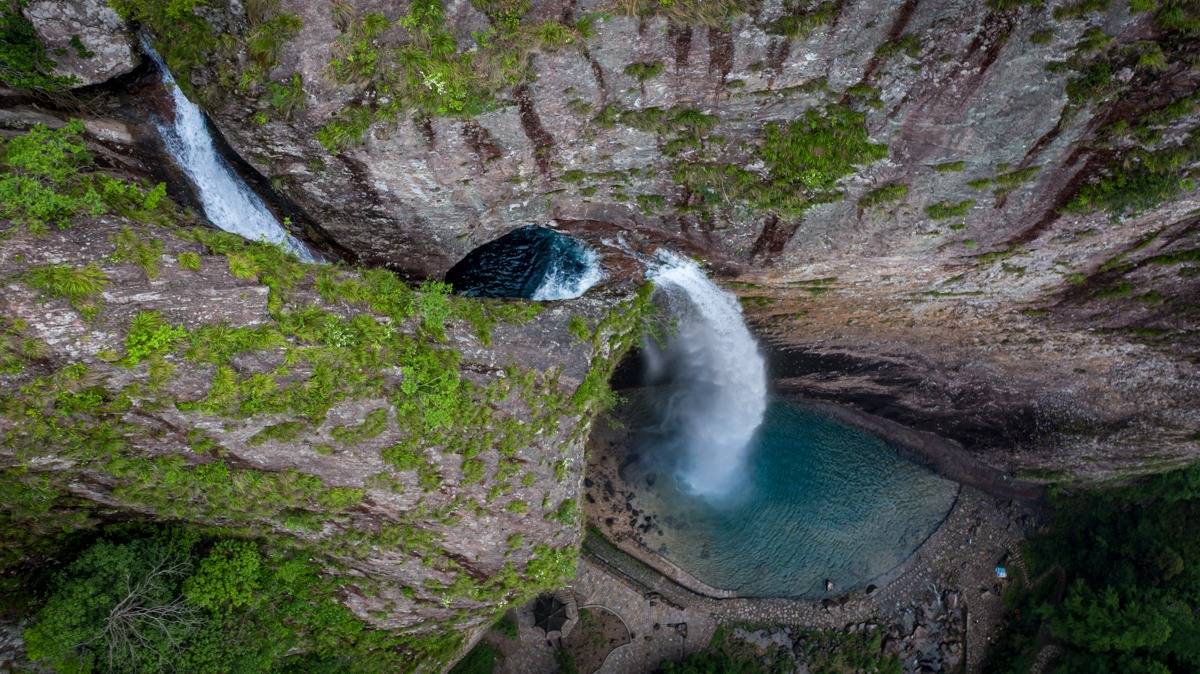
<box><xmin>531</xmin><ymin>241</ymin><xmax>603</xmax><ymax>301</ymax></box>
<box><xmin>645</xmin><ymin>250</ymin><xmax>768</xmax><ymax>497</ymax></box>
<box><xmin>142</xmin><ymin>42</ymin><xmax>317</xmax><ymax>262</ymax></box>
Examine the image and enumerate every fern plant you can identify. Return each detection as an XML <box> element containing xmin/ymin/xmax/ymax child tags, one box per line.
<box><xmin>24</xmin><ymin>263</ymin><xmax>108</xmax><ymax>318</ymax></box>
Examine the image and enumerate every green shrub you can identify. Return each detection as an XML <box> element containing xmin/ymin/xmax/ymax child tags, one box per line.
<box><xmin>317</xmin><ymin>0</ymin><xmax>599</xmax><ymax>151</ymax></box>
<box><xmin>461</xmin><ymin>458</ymin><xmax>485</xmax><ymax>484</ymax></box>
<box><xmin>185</xmin><ymin>323</ymin><xmax>283</xmax><ymax>365</ymax></box>
<box><xmin>1066</xmin><ymin>131</ymin><xmax>1200</xmax><ymax>215</ymax></box>
<box><xmin>532</xmin><ymin>20</ymin><xmax>578</xmax><ymax>49</ymax></box>
<box><xmin>183</xmin><ymin>539</ymin><xmax>262</xmax><ymax>615</ymax></box>
<box><xmin>23</xmin><ymin>535</ymin><xmax>195</xmax><ymax>673</ymax></box>
<box><xmin>0</xmin><ymin>1</ymin><xmax>76</xmax><ymax>91</ymax></box>
<box><xmin>331</xmin><ymin>407</ymin><xmax>389</xmax><ymax>445</ymax></box>
<box><xmin>382</xmin><ymin>443</ymin><xmax>425</xmax><ymax>471</ymax></box>
<box><xmin>248</xmin><ymin>420</ymin><xmax>308</xmax><ymax>445</ymax></box>
<box><xmin>122</xmin><ymin>311</ymin><xmax>187</xmax><ymax>367</ymax></box>
<box><xmin>0</xmin><ymin>122</ymin><xmax>172</xmax><ymax>232</ymax></box>
<box><xmin>243</xmin><ymin>11</ymin><xmax>303</xmax><ymax>88</ymax></box>
<box><xmin>548</xmin><ymin>498</ymin><xmax>579</xmax><ymax>524</ymax></box>
<box><xmin>109</xmin><ymin>0</ymin><xmax>221</xmax><ymax>97</ymax></box>
<box><xmin>925</xmin><ymin>199</ymin><xmax>975</xmax><ymax>219</ymax></box>
<box><xmin>1052</xmin><ymin>0</ymin><xmax>1110</xmax><ymax>20</ymax></box>
<box><xmin>933</xmin><ymin>160</ymin><xmax>965</xmax><ymax>173</ymax></box>
<box><xmin>110</xmin><ymin>227</ymin><xmax>164</xmax><ymax>278</ymax></box>
<box><xmin>613</xmin><ymin>0</ymin><xmax>741</xmax><ymax>26</ymax></box>
<box><xmin>316</xmin><ymin>104</ymin><xmax>375</xmax><ymax>153</ymax></box>
<box><xmin>177</xmin><ymin>251</ymin><xmax>202</xmax><ymax>271</ymax></box>
<box><xmin>523</xmin><ymin>543</ymin><xmax>575</xmax><ymax>590</ymax></box>
<box><xmin>267</xmin><ymin>73</ymin><xmax>306</xmax><ymax>120</ymax></box>
<box><xmin>624</xmin><ymin>60</ymin><xmax>664</xmax><ymax>81</ymax></box>
<box><xmin>760</xmin><ymin>106</ymin><xmax>888</xmax><ymax>192</ymax></box>
<box><xmin>858</xmin><ymin>183</ymin><xmax>909</xmax><ymax>209</ymax></box>
<box><xmin>673</xmin><ymin>104</ymin><xmax>886</xmax><ymax>220</ymax></box>
<box><xmin>984</xmin><ymin>462</ymin><xmax>1200</xmax><ymax>673</ymax></box>
<box><xmin>24</xmin><ymin>263</ymin><xmax>107</xmax><ymax>305</ymax></box>
<box><xmin>0</xmin><ymin>121</ymin><xmax>100</xmax><ymax>230</ymax></box>
<box><xmin>875</xmin><ymin>33</ymin><xmax>921</xmax><ymax>60</ymax></box>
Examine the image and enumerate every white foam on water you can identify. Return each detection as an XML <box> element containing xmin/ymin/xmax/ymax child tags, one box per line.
<box><xmin>142</xmin><ymin>41</ymin><xmax>316</xmax><ymax>262</ymax></box>
<box><xmin>531</xmin><ymin>240</ymin><xmax>603</xmax><ymax>301</ymax></box>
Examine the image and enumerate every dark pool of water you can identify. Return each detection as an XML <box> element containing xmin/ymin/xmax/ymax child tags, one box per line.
<box><xmin>444</xmin><ymin>225</ymin><xmax>597</xmax><ymax>299</ymax></box>
<box><xmin>628</xmin><ymin>401</ymin><xmax>958</xmax><ymax>598</ymax></box>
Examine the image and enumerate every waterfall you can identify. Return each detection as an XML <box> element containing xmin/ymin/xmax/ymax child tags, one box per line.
<box><xmin>531</xmin><ymin>238</ymin><xmax>603</xmax><ymax>301</ymax></box>
<box><xmin>141</xmin><ymin>42</ymin><xmax>317</xmax><ymax>262</ymax></box>
<box><xmin>644</xmin><ymin>250</ymin><xmax>768</xmax><ymax>497</ymax></box>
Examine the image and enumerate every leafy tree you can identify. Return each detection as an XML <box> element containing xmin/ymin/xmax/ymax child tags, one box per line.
<box><xmin>22</xmin><ymin>527</ymin><xmax>416</xmax><ymax>673</ymax></box>
<box><xmin>1049</xmin><ymin>581</ymin><xmax>1172</xmax><ymax>652</ymax></box>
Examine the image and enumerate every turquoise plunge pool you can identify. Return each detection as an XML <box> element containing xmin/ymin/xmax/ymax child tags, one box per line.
<box><xmin>628</xmin><ymin>401</ymin><xmax>959</xmax><ymax>598</ymax></box>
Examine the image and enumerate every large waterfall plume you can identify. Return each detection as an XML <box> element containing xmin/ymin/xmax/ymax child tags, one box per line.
<box><xmin>643</xmin><ymin>251</ymin><xmax>768</xmax><ymax>497</ymax></box>
<box><xmin>142</xmin><ymin>41</ymin><xmax>317</xmax><ymax>262</ymax></box>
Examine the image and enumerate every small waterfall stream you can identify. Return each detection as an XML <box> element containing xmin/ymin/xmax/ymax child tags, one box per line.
<box><xmin>142</xmin><ymin>42</ymin><xmax>317</xmax><ymax>262</ymax></box>
<box><xmin>644</xmin><ymin>251</ymin><xmax>768</xmax><ymax>497</ymax></box>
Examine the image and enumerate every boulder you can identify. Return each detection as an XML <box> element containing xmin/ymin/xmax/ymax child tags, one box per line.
<box><xmin>23</xmin><ymin>0</ymin><xmax>138</xmax><ymax>87</ymax></box>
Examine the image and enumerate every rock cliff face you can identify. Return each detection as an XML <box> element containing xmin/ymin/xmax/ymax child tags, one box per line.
<box><xmin>127</xmin><ymin>0</ymin><xmax>1197</xmax><ymax>481</ymax></box>
<box><xmin>2</xmin><ymin>0</ymin><xmax>1200</xmax><ymax>667</ymax></box>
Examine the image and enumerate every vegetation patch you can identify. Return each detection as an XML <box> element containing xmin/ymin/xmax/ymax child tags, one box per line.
<box><xmin>121</xmin><ymin>311</ymin><xmax>187</xmax><ymax>367</ymax></box>
<box><xmin>932</xmin><ymin>160</ymin><xmax>966</xmax><ymax>173</ymax></box>
<box><xmin>925</xmin><ymin>199</ymin><xmax>975</xmax><ymax>220</ymax></box>
<box><xmin>624</xmin><ymin>60</ymin><xmax>665</xmax><ymax>82</ymax></box>
<box><xmin>984</xmin><ymin>462</ymin><xmax>1200</xmax><ymax>673</ymax></box>
<box><xmin>612</xmin><ymin>0</ymin><xmax>742</xmax><ymax>26</ymax></box>
<box><xmin>21</xmin><ymin>526</ymin><xmax>418</xmax><ymax>673</ymax></box>
<box><xmin>23</xmin><ymin>263</ymin><xmax>107</xmax><ymax>317</ymax></box>
<box><xmin>331</xmin><ymin>407</ymin><xmax>390</xmax><ymax>446</ymax></box>
<box><xmin>765</xmin><ymin>1</ymin><xmax>839</xmax><ymax>38</ymax></box>
<box><xmin>858</xmin><ymin>183</ymin><xmax>909</xmax><ymax>209</ymax></box>
<box><xmin>875</xmin><ymin>33</ymin><xmax>922</xmax><ymax>60</ymax></box>
<box><xmin>656</xmin><ymin>624</ymin><xmax>900</xmax><ymax>673</ymax></box>
<box><xmin>316</xmin><ymin>0</ymin><xmax>593</xmax><ymax>152</ymax></box>
<box><xmin>1066</xmin><ymin>129</ymin><xmax>1199</xmax><ymax>216</ymax></box>
<box><xmin>0</xmin><ymin>122</ymin><xmax>170</xmax><ymax>233</ymax></box>
<box><xmin>672</xmin><ymin>105</ymin><xmax>887</xmax><ymax>219</ymax></box>
<box><xmin>967</xmin><ymin>164</ymin><xmax>1040</xmax><ymax>197</ymax></box>
<box><xmin>0</xmin><ymin>0</ymin><xmax>76</xmax><ymax>92</ymax></box>
<box><xmin>109</xmin><ymin>0</ymin><xmax>225</xmax><ymax>100</ymax></box>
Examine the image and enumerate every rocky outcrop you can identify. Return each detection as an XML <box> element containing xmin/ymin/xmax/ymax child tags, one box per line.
<box><xmin>0</xmin><ymin>195</ymin><xmax>646</xmax><ymax>663</ymax></box>
<box><xmin>22</xmin><ymin>0</ymin><xmax>138</xmax><ymax>87</ymax></box>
